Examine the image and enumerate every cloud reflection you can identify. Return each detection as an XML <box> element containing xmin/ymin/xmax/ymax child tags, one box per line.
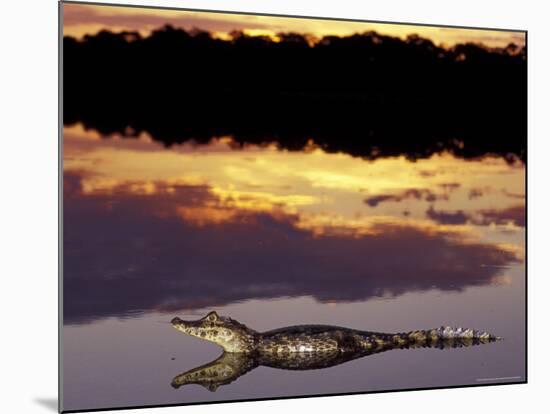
<box><xmin>63</xmin><ymin>171</ymin><xmax>521</xmax><ymax>324</ymax></box>
<box><xmin>426</xmin><ymin>205</ymin><xmax>525</xmax><ymax>228</ymax></box>
<box><xmin>364</xmin><ymin>187</ymin><xmax>456</xmax><ymax>207</ymax></box>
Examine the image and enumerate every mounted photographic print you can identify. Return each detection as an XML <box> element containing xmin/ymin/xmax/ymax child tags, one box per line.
<box><xmin>60</xmin><ymin>1</ymin><xmax>527</xmax><ymax>412</ymax></box>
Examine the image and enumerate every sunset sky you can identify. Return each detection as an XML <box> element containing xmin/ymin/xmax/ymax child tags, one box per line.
<box><xmin>63</xmin><ymin>2</ymin><xmax>526</xmax><ymax>48</ymax></box>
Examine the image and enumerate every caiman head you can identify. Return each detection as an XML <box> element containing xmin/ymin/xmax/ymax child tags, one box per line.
<box><xmin>171</xmin><ymin>311</ymin><xmax>258</xmax><ymax>353</ymax></box>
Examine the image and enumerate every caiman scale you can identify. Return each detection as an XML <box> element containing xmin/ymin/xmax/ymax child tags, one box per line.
<box><xmin>170</xmin><ymin>311</ymin><xmax>500</xmax><ymax>391</ymax></box>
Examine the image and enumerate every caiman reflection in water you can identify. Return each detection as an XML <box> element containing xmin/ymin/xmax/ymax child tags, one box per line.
<box><xmin>171</xmin><ymin>311</ymin><xmax>499</xmax><ymax>391</ymax></box>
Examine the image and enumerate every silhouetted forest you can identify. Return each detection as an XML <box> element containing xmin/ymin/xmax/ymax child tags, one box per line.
<box><xmin>63</xmin><ymin>26</ymin><xmax>526</xmax><ymax>162</ymax></box>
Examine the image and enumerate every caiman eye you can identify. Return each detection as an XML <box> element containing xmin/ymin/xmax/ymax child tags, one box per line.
<box><xmin>207</xmin><ymin>311</ymin><xmax>218</xmax><ymax>322</ymax></box>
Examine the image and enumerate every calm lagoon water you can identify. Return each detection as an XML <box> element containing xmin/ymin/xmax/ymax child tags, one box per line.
<box><xmin>62</xmin><ymin>125</ymin><xmax>525</xmax><ymax>411</ymax></box>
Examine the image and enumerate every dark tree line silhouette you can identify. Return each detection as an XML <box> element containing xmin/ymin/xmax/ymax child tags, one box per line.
<box><xmin>63</xmin><ymin>26</ymin><xmax>526</xmax><ymax>162</ymax></box>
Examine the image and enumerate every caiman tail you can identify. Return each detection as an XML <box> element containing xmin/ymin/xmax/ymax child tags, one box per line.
<box><xmin>371</xmin><ymin>326</ymin><xmax>501</xmax><ymax>350</ymax></box>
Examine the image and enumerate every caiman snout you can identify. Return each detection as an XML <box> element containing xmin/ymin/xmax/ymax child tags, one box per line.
<box><xmin>171</xmin><ymin>311</ymin><xmax>258</xmax><ymax>352</ymax></box>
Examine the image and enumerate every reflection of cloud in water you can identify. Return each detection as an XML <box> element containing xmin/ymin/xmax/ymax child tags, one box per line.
<box><xmin>364</xmin><ymin>187</ymin><xmax>456</xmax><ymax>207</ymax></box>
<box><xmin>426</xmin><ymin>205</ymin><xmax>525</xmax><ymax>228</ymax></box>
<box><xmin>476</xmin><ymin>205</ymin><xmax>525</xmax><ymax>227</ymax></box>
<box><xmin>63</xmin><ymin>171</ymin><xmax>522</xmax><ymax>325</ymax></box>
<box><xmin>426</xmin><ymin>206</ymin><xmax>469</xmax><ymax>225</ymax></box>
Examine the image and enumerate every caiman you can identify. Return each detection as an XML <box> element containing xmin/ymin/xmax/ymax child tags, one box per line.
<box><xmin>170</xmin><ymin>311</ymin><xmax>499</xmax><ymax>391</ymax></box>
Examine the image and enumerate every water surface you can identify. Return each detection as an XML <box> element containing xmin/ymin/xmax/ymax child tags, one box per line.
<box><xmin>62</xmin><ymin>125</ymin><xmax>525</xmax><ymax>411</ymax></box>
